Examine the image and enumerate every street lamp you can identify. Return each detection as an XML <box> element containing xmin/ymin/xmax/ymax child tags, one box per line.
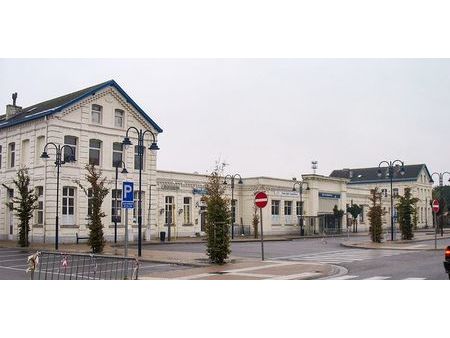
<box><xmin>431</xmin><ymin>171</ymin><xmax>450</xmax><ymax>188</ymax></box>
<box><xmin>292</xmin><ymin>179</ymin><xmax>309</xmax><ymax>236</ymax></box>
<box><xmin>41</xmin><ymin>142</ymin><xmax>75</xmax><ymax>250</ymax></box>
<box><xmin>122</xmin><ymin>127</ymin><xmax>159</xmax><ymax>257</ymax></box>
<box><xmin>223</xmin><ymin>174</ymin><xmax>243</xmax><ymax>239</ymax></box>
<box><xmin>113</xmin><ymin>160</ymin><xmax>128</xmax><ymax>244</ymax></box>
<box><xmin>377</xmin><ymin>160</ymin><xmax>406</xmax><ymax>241</ymax></box>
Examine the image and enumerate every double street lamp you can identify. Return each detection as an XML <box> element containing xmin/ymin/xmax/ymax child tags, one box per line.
<box><xmin>432</xmin><ymin>171</ymin><xmax>450</xmax><ymax>188</ymax></box>
<box><xmin>122</xmin><ymin>127</ymin><xmax>159</xmax><ymax>257</ymax></box>
<box><xmin>377</xmin><ymin>160</ymin><xmax>406</xmax><ymax>241</ymax></box>
<box><xmin>40</xmin><ymin>142</ymin><xmax>75</xmax><ymax>250</ymax></box>
<box><xmin>223</xmin><ymin>174</ymin><xmax>243</xmax><ymax>239</ymax></box>
<box><xmin>113</xmin><ymin>160</ymin><xmax>128</xmax><ymax>244</ymax></box>
<box><xmin>292</xmin><ymin>179</ymin><xmax>309</xmax><ymax>236</ymax></box>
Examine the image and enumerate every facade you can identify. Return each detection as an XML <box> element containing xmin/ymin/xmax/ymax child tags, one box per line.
<box><xmin>0</xmin><ymin>81</ymin><xmax>435</xmax><ymax>243</ymax></box>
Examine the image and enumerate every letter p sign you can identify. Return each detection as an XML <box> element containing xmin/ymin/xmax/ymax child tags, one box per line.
<box><xmin>122</xmin><ymin>181</ymin><xmax>134</xmax><ymax>209</ymax></box>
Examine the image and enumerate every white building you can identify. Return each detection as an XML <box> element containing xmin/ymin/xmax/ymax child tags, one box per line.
<box><xmin>0</xmin><ymin>81</ymin><xmax>435</xmax><ymax>243</ymax></box>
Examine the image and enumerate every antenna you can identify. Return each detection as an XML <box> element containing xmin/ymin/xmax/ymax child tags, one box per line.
<box><xmin>311</xmin><ymin>161</ymin><xmax>318</xmax><ymax>174</ymax></box>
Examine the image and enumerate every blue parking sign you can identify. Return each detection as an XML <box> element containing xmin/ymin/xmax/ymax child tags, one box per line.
<box><xmin>122</xmin><ymin>181</ymin><xmax>134</xmax><ymax>209</ymax></box>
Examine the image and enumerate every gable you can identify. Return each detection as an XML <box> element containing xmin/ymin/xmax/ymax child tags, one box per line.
<box><xmin>0</xmin><ymin>80</ymin><xmax>163</xmax><ymax>133</ymax></box>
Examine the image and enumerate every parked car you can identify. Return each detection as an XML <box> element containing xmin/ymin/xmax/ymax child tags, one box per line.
<box><xmin>444</xmin><ymin>246</ymin><xmax>450</xmax><ymax>280</ymax></box>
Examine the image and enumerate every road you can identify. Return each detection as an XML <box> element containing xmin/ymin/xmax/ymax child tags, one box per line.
<box><xmin>143</xmin><ymin>236</ymin><xmax>450</xmax><ymax>280</ymax></box>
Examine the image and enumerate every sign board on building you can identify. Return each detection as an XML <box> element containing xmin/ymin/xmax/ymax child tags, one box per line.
<box><xmin>319</xmin><ymin>192</ymin><xmax>341</xmax><ymax>199</ymax></box>
<box><xmin>274</xmin><ymin>191</ymin><xmax>299</xmax><ymax>197</ymax></box>
<box><xmin>122</xmin><ymin>181</ymin><xmax>134</xmax><ymax>209</ymax></box>
<box><xmin>193</xmin><ymin>188</ymin><xmax>207</xmax><ymax>195</ymax></box>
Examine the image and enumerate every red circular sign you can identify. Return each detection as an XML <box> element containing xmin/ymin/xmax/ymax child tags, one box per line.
<box><xmin>255</xmin><ymin>192</ymin><xmax>268</xmax><ymax>208</ymax></box>
<box><xmin>432</xmin><ymin>199</ymin><xmax>440</xmax><ymax>213</ymax></box>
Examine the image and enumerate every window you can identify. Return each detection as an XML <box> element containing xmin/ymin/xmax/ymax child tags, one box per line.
<box><xmin>393</xmin><ymin>188</ymin><xmax>399</xmax><ymax>197</ymax></box>
<box><xmin>359</xmin><ymin>206</ymin><xmax>364</xmax><ymax>223</ymax></box>
<box><xmin>112</xmin><ymin>142</ymin><xmax>123</xmax><ymax>167</ymax></box>
<box><xmin>165</xmin><ymin>196</ymin><xmax>174</xmax><ymax>224</ymax></box>
<box><xmin>87</xmin><ymin>189</ymin><xmax>93</xmax><ymax>217</ymax></box>
<box><xmin>183</xmin><ymin>197</ymin><xmax>191</xmax><ymax>224</ymax></box>
<box><xmin>111</xmin><ymin>189</ymin><xmax>122</xmax><ymax>223</ymax></box>
<box><xmin>91</xmin><ymin>104</ymin><xmax>102</xmax><ymax>124</ymax></box>
<box><xmin>115</xmin><ymin>109</ymin><xmax>124</xmax><ymax>128</ymax></box>
<box><xmin>284</xmin><ymin>201</ymin><xmax>292</xmax><ymax>215</ymax></box>
<box><xmin>62</xmin><ymin>187</ymin><xmax>76</xmax><ymax>225</ymax></box>
<box><xmin>134</xmin><ymin>145</ymin><xmax>145</xmax><ymax>170</ymax></box>
<box><xmin>271</xmin><ymin>200</ymin><xmax>280</xmax><ymax>215</ymax></box>
<box><xmin>64</xmin><ymin>136</ymin><xmax>77</xmax><ymax>162</ymax></box>
<box><xmin>36</xmin><ymin>186</ymin><xmax>44</xmax><ymax>225</ymax></box>
<box><xmin>296</xmin><ymin>201</ymin><xmax>304</xmax><ymax>216</ymax></box>
<box><xmin>133</xmin><ymin>191</ymin><xmax>145</xmax><ymax>223</ymax></box>
<box><xmin>381</xmin><ymin>189</ymin><xmax>388</xmax><ymax>198</ymax></box>
<box><xmin>21</xmin><ymin>139</ymin><xmax>30</xmax><ymax>166</ymax></box>
<box><xmin>35</xmin><ymin>136</ymin><xmax>45</xmax><ymax>163</ymax></box>
<box><xmin>8</xmin><ymin>142</ymin><xmax>15</xmax><ymax>168</ymax></box>
<box><xmin>89</xmin><ymin>139</ymin><xmax>102</xmax><ymax>166</ymax></box>
<box><xmin>0</xmin><ymin>145</ymin><xmax>2</xmax><ymax>169</ymax></box>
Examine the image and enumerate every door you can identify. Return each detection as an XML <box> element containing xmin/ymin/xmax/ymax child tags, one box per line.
<box><xmin>8</xmin><ymin>189</ymin><xmax>14</xmax><ymax>240</ymax></box>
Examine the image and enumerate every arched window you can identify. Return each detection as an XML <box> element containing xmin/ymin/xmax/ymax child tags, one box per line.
<box><xmin>91</xmin><ymin>104</ymin><xmax>103</xmax><ymax>124</ymax></box>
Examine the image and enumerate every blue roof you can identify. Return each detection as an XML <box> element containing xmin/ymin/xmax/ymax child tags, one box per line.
<box><xmin>0</xmin><ymin>80</ymin><xmax>163</xmax><ymax>133</ymax></box>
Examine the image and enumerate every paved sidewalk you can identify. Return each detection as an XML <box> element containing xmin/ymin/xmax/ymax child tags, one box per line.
<box><xmin>341</xmin><ymin>231</ymin><xmax>450</xmax><ymax>251</ymax></box>
<box><xmin>0</xmin><ymin>238</ymin><xmax>340</xmax><ymax>280</ymax></box>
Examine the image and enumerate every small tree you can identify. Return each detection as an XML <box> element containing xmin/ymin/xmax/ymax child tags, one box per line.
<box><xmin>368</xmin><ymin>188</ymin><xmax>384</xmax><ymax>243</ymax></box>
<box><xmin>347</xmin><ymin>204</ymin><xmax>363</xmax><ymax>233</ymax></box>
<box><xmin>332</xmin><ymin>205</ymin><xmax>344</xmax><ymax>232</ymax></box>
<box><xmin>203</xmin><ymin>167</ymin><xmax>231</xmax><ymax>264</ymax></box>
<box><xmin>11</xmin><ymin>168</ymin><xmax>38</xmax><ymax>247</ymax></box>
<box><xmin>252</xmin><ymin>208</ymin><xmax>259</xmax><ymax>239</ymax></box>
<box><xmin>396</xmin><ymin>187</ymin><xmax>419</xmax><ymax>240</ymax></box>
<box><xmin>76</xmin><ymin>165</ymin><xmax>109</xmax><ymax>253</ymax></box>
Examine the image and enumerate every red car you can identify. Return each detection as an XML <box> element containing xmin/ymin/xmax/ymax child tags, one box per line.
<box><xmin>444</xmin><ymin>246</ymin><xmax>450</xmax><ymax>280</ymax></box>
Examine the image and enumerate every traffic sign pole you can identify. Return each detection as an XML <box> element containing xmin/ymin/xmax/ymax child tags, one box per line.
<box><xmin>434</xmin><ymin>210</ymin><xmax>437</xmax><ymax>250</ymax></box>
<box><xmin>255</xmin><ymin>192</ymin><xmax>268</xmax><ymax>261</ymax></box>
<box><xmin>260</xmin><ymin>207</ymin><xmax>264</xmax><ymax>261</ymax></box>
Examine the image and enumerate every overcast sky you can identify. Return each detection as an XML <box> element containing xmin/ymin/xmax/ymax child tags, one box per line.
<box><xmin>1</xmin><ymin>58</ymin><xmax>449</xmax><ymax>179</ymax></box>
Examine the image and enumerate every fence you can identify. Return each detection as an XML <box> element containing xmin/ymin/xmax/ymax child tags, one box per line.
<box><xmin>27</xmin><ymin>251</ymin><xmax>139</xmax><ymax>280</ymax></box>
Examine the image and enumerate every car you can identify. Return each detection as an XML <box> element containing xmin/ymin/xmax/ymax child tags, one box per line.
<box><xmin>444</xmin><ymin>246</ymin><xmax>450</xmax><ymax>280</ymax></box>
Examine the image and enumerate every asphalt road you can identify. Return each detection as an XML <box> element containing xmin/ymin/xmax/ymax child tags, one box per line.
<box><xmin>0</xmin><ymin>248</ymin><xmax>189</xmax><ymax>280</ymax></box>
<box><xmin>143</xmin><ymin>236</ymin><xmax>450</xmax><ymax>280</ymax></box>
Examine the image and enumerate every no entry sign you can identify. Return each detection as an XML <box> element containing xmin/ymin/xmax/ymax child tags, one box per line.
<box><xmin>255</xmin><ymin>192</ymin><xmax>268</xmax><ymax>208</ymax></box>
<box><xmin>432</xmin><ymin>199</ymin><xmax>440</xmax><ymax>213</ymax></box>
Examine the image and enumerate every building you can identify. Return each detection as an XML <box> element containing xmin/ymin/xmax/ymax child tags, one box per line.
<box><xmin>0</xmin><ymin>81</ymin><xmax>435</xmax><ymax>243</ymax></box>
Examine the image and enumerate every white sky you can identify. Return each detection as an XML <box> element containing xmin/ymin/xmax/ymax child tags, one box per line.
<box><xmin>1</xmin><ymin>58</ymin><xmax>449</xmax><ymax>178</ymax></box>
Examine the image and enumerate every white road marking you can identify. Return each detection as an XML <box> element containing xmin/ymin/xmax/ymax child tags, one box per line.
<box><xmin>268</xmin><ymin>272</ymin><xmax>321</xmax><ymax>280</ymax></box>
<box><xmin>403</xmin><ymin>277</ymin><xmax>426</xmax><ymax>280</ymax></box>
<box><xmin>332</xmin><ymin>275</ymin><xmax>358</xmax><ymax>280</ymax></box>
<box><xmin>363</xmin><ymin>276</ymin><xmax>391</xmax><ymax>280</ymax></box>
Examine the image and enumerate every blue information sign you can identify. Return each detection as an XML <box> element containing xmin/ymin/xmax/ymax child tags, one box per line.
<box><xmin>122</xmin><ymin>181</ymin><xmax>134</xmax><ymax>209</ymax></box>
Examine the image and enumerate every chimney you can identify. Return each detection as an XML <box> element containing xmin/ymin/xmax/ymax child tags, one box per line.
<box><xmin>6</xmin><ymin>92</ymin><xmax>22</xmax><ymax>119</ymax></box>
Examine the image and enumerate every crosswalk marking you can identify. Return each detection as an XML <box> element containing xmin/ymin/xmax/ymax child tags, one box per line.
<box><xmin>274</xmin><ymin>249</ymin><xmax>411</xmax><ymax>264</ymax></box>
<box><xmin>403</xmin><ymin>277</ymin><xmax>426</xmax><ymax>280</ymax></box>
<box><xmin>364</xmin><ymin>276</ymin><xmax>390</xmax><ymax>280</ymax></box>
<box><xmin>328</xmin><ymin>275</ymin><xmax>428</xmax><ymax>280</ymax></box>
<box><xmin>333</xmin><ymin>275</ymin><xmax>358</xmax><ymax>280</ymax></box>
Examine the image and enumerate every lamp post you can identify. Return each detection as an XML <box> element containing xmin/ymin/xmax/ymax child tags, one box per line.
<box><xmin>223</xmin><ymin>174</ymin><xmax>243</xmax><ymax>239</ymax></box>
<box><xmin>377</xmin><ymin>160</ymin><xmax>406</xmax><ymax>241</ymax></box>
<box><xmin>431</xmin><ymin>171</ymin><xmax>450</xmax><ymax>236</ymax></box>
<box><xmin>113</xmin><ymin>160</ymin><xmax>128</xmax><ymax>244</ymax></box>
<box><xmin>292</xmin><ymin>179</ymin><xmax>309</xmax><ymax>236</ymax></box>
<box><xmin>40</xmin><ymin>142</ymin><xmax>75</xmax><ymax>250</ymax></box>
<box><xmin>122</xmin><ymin>127</ymin><xmax>159</xmax><ymax>257</ymax></box>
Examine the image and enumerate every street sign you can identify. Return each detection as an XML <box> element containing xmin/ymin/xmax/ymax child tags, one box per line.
<box><xmin>255</xmin><ymin>192</ymin><xmax>268</xmax><ymax>208</ymax></box>
<box><xmin>122</xmin><ymin>181</ymin><xmax>134</xmax><ymax>209</ymax></box>
<box><xmin>432</xmin><ymin>199</ymin><xmax>440</xmax><ymax>213</ymax></box>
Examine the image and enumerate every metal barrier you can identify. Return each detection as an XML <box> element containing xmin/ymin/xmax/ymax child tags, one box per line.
<box><xmin>27</xmin><ymin>251</ymin><xmax>139</xmax><ymax>280</ymax></box>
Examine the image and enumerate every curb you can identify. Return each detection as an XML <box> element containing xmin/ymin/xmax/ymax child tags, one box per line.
<box><xmin>340</xmin><ymin>242</ymin><xmax>445</xmax><ymax>251</ymax></box>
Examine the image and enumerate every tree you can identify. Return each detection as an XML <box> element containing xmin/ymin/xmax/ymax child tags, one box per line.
<box><xmin>368</xmin><ymin>188</ymin><xmax>384</xmax><ymax>243</ymax></box>
<box><xmin>252</xmin><ymin>207</ymin><xmax>259</xmax><ymax>239</ymax></box>
<box><xmin>11</xmin><ymin>169</ymin><xmax>38</xmax><ymax>247</ymax></box>
<box><xmin>76</xmin><ymin>164</ymin><xmax>109</xmax><ymax>253</ymax></box>
<box><xmin>433</xmin><ymin>186</ymin><xmax>449</xmax><ymax>232</ymax></box>
<box><xmin>332</xmin><ymin>205</ymin><xmax>344</xmax><ymax>232</ymax></box>
<box><xmin>396</xmin><ymin>187</ymin><xmax>419</xmax><ymax>240</ymax></box>
<box><xmin>347</xmin><ymin>204</ymin><xmax>363</xmax><ymax>233</ymax></box>
<box><xmin>203</xmin><ymin>166</ymin><xmax>231</xmax><ymax>264</ymax></box>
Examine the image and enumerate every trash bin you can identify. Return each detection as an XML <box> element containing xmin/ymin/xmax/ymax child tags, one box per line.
<box><xmin>160</xmin><ymin>231</ymin><xmax>166</xmax><ymax>242</ymax></box>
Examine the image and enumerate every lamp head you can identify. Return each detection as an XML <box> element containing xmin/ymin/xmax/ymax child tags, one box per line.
<box><xmin>238</xmin><ymin>178</ymin><xmax>243</xmax><ymax>184</ymax></box>
<box><xmin>400</xmin><ymin>166</ymin><xmax>405</xmax><ymax>176</ymax></box>
<box><xmin>377</xmin><ymin>168</ymin><xmax>382</xmax><ymax>178</ymax></box>
<box><xmin>122</xmin><ymin>137</ymin><xmax>132</xmax><ymax>147</ymax></box>
<box><xmin>292</xmin><ymin>187</ymin><xmax>296</xmax><ymax>192</ymax></box>
<box><xmin>121</xmin><ymin>167</ymin><xmax>128</xmax><ymax>174</ymax></box>
<box><xmin>223</xmin><ymin>180</ymin><xmax>227</xmax><ymax>185</ymax></box>
<box><xmin>149</xmin><ymin>142</ymin><xmax>159</xmax><ymax>151</ymax></box>
<box><xmin>40</xmin><ymin>151</ymin><xmax>49</xmax><ymax>159</ymax></box>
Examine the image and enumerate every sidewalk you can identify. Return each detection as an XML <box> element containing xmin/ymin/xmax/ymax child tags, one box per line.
<box><xmin>341</xmin><ymin>231</ymin><xmax>450</xmax><ymax>251</ymax></box>
<box><xmin>0</xmin><ymin>238</ymin><xmax>340</xmax><ymax>280</ymax></box>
